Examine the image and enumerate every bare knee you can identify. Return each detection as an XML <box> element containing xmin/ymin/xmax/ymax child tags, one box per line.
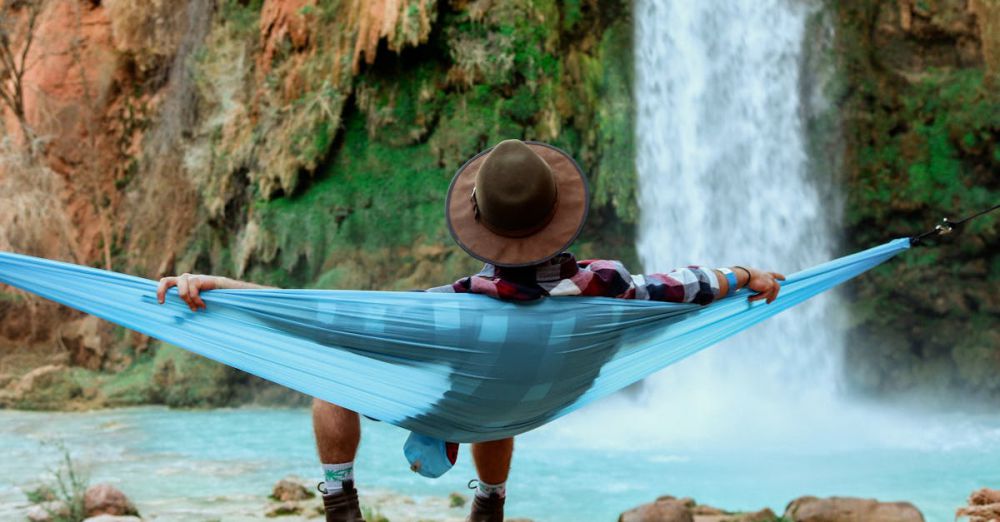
<box><xmin>313</xmin><ymin>397</ymin><xmax>356</xmax><ymax>417</ymax></box>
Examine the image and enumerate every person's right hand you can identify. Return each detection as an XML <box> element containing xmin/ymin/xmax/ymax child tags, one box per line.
<box><xmin>743</xmin><ymin>267</ymin><xmax>785</xmax><ymax>304</ymax></box>
<box><xmin>157</xmin><ymin>273</ymin><xmax>222</xmax><ymax>311</ymax></box>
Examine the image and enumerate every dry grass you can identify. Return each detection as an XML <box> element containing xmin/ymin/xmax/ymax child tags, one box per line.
<box><xmin>0</xmin><ymin>142</ymin><xmax>77</xmax><ymax>260</ymax></box>
<box><xmin>0</xmin><ymin>142</ymin><xmax>79</xmax><ymax>345</ymax></box>
<box><xmin>103</xmin><ymin>0</ymin><xmax>187</xmax><ymax>73</ymax></box>
<box><xmin>971</xmin><ymin>0</ymin><xmax>1000</xmax><ymax>85</ymax></box>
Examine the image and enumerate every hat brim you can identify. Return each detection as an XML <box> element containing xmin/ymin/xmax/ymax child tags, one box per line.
<box><xmin>445</xmin><ymin>141</ymin><xmax>589</xmax><ymax>268</ymax></box>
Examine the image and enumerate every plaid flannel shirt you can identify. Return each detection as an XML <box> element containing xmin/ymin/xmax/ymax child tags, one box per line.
<box><xmin>427</xmin><ymin>252</ymin><xmax>720</xmax><ymax>304</ymax></box>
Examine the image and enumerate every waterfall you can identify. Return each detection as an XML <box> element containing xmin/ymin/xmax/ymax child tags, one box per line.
<box><xmin>552</xmin><ymin>0</ymin><xmax>861</xmax><ymax>449</ymax></box>
<box><xmin>630</xmin><ymin>0</ymin><xmax>843</xmax><ymax>447</ymax></box>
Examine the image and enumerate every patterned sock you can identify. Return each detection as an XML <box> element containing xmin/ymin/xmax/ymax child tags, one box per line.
<box><xmin>322</xmin><ymin>462</ymin><xmax>354</xmax><ymax>494</ymax></box>
<box><xmin>475</xmin><ymin>480</ymin><xmax>506</xmax><ymax>499</ymax></box>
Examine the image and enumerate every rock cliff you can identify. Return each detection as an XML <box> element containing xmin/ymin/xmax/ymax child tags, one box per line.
<box><xmin>0</xmin><ymin>0</ymin><xmax>637</xmax><ymax>408</ymax></box>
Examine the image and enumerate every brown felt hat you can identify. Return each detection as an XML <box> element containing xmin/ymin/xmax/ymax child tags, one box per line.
<box><xmin>445</xmin><ymin>139</ymin><xmax>589</xmax><ymax>267</ymax></box>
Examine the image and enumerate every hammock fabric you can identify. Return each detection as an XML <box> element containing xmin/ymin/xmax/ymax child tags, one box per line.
<box><xmin>0</xmin><ymin>239</ymin><xmax>909</xmax><ymax>472</ymax></box>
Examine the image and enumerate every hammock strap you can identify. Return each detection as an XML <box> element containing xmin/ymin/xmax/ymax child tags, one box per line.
<box><xmin>909</xmin><ymin>202</ymin><xmax>1000</xmax><ymax>246</ymax></box>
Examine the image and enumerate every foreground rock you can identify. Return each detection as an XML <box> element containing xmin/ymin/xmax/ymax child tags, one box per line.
<box><xmin>784</xmin><ymin>496</ymin><xmax>923</xmax><ymax>522</ymax></box>
<box><xmin>957</xmin><ymin>487</ymin><xmax>1000</xmax><ymax>521</ymax></box>
<box><xmin>271</xmin><ymin>476</ymin><xmax>316</xmax><ymax>502</ymax></box>
<box><xmin>619</xmin><ymin>495</ymin><xmax>775</xmax><ymax>522</ymax></box>
<box><xmin>266</xmin><ymin>476</ymin><xmax>322</xmax><ymax>518</ymax></box>
<box><xmin>84</xmin><ymin>484</ymin><xmax>139</xmax><ymax>518</ymax></box>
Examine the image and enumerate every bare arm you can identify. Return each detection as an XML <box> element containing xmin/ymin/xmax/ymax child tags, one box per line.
<box><xmin>156</xmin><ymin>273</ymin><xmax>274</xmax><ymax>311</ymax></box>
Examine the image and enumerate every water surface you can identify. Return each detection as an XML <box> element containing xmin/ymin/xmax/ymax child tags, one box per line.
<box><xmin>2</xmin><ymin>406</ymin><xmax>997</xmax><ymax>521</ymax></box>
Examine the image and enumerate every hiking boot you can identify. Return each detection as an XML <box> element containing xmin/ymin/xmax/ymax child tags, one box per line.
<box><xmin>319</xmin><ymin>480</ymin><xmax>367</xmax><ymax>522</ymax></box>
<box><xmin>466</xmin><ymin>493</ymin><xmax>505</xmax><ymax>522</ymax></box>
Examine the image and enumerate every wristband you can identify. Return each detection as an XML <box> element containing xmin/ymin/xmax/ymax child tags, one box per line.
<box><xmin>718</xmin><ymin>268</ymin><xmax>737</xmax><ymax>296</ymax></box>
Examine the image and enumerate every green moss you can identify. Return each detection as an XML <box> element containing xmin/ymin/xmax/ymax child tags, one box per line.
<box><xmin>589</xmin><ymin>19</ymin><xmax>637</xmax><ymax>224</ymax></box>
<box><xmin>150</xmin><ymin>344</ymin><xmax>236</xmax><ymax>407</ymax></box>
<box><xmin>219</xmin><ymin>0</ymin><xmax>264</xmax><ymax>39</ymax></box>
<box><xmin>837</xmin><ymin>2</ymin><xmax>1000</xmax><ymax>399</ymax></box>
<box><xmin>0</xmin><ymin>289</ymin><xmax>24</xmax><ymax>302</ymax></box>
<box><xmin>251</xmin><ymin>110</ymin><xmax>457</xmax><ymax>288</ymax></box>
<box><xmin>99</xmin><ymin>357</ymin><xmax>157</xmax><ymax>406</ymax></box>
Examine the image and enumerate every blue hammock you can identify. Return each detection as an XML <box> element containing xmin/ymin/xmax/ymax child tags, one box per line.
<box><xmin>0</xmin><ymin>239</ymin><xmax>909</xmax><ymax>474</ymax></box>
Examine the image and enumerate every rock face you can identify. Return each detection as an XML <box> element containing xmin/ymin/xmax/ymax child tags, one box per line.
<box><xmin>838</xmin><ymin>0</ymin><xmax>1000</xmax><ymax>399</ymax></box>
<box><xmin>83</xmin><ymin>484</ymin><xmax>139</xmax><ymax>518</ymax></box>
<box><xmin>0</xmin><ymin>0</ymin><xmax>638</xmax><ymax>410</ymax></box>
<box><xmin>61</xmin><ymin>316</ymin><xmax>111</xmax><ymax>371</ymax></box>
<box><xmin>784</xmin><ymin>496</ymin><xmax>924</xmax><ymax>522</ymax></box>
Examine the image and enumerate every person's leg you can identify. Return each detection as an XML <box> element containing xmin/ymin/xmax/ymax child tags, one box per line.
<box><xmin>467</xmin><ymin>437</ymin><xmax>513</xmax><ymax>522</ymax></box>
<box><xmin>313</xmin><ymin>398</ymin><xmax>361</xmax><ymax>464</ymax></box>
<box><xmin>313</xmin><ymin>398</ymin><xmax>361</xmax><ymax>494</ymax></box>
<box><xmin>313</xmin><ymin>399</ymin><xmax>365</xmax><ymax>522</ymax></box>
<box><xmin>471</xmin><ymin>437</ymin><xmax>514</xmax><ymax>485</ymax></box>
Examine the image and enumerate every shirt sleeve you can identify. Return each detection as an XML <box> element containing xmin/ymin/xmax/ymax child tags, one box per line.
<box><xmin>425</xmin><ymin>278</ymin><xmax>470</xmax><ymax>294</ymax></box>
<box><xmin>632</xmin><ymin>266</ymin><xmax>720</xmax><ymax>305</ymax></box>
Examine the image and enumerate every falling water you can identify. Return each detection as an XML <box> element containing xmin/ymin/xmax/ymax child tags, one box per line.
<box><xmin>629</xmin><ymin>0</ymin><xmax>846</xmax><ymax>447</ymax></box>
<box><xmin>558</xmin><ymin>0</ymin><xmax>863</xmax><ymax>449</ymax></box>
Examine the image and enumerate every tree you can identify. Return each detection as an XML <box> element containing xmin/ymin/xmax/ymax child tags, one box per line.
<box><xmin>0</xmin><ymin>0</ymin><xmax>43</xmax><ymax>148</ymax></box>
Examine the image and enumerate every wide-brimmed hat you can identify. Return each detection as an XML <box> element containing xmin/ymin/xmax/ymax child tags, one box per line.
<box><xmin>445</xmin><ymin>139</ymin><xmax>589</xmax><ymax>267</ymax></box>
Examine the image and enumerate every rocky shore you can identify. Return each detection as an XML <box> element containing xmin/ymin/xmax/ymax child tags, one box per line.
<box><xmin>619</xmin><ymin>494</ymin><xmax>924</xmax><ymax>522</ymax></box>
<box><xmin>16</xmin><ymin>475</ymin><xmax>1000</xmax><ymax>522</ymax></box>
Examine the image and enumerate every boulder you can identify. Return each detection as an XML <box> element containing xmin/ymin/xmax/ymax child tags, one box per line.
<box><xmin>82</xmin><ymin>516</ymin><xmax>143</xmax><ymax>522</ymax></box>
<box><xmin>785</xmin><ymin>496</ymin><xmax>924</xmax><ymax>522</ymax></box>
<box><xmin>957</xmin><ymin>487</ymin><xmax>1000</xmax><ymax>521</ymax></box>
<box><xmin>728</xmin><ymin>509</ymin><xmax>778</xmax><ymax>522</ymax></box>
<box><xmin>270</xmin><ymin>476</ymin><xmax>314</xmax><ymax>502</ymax></box>
<box><xmin>84</xmin><ymin>484</ymin><xmax>138</xmax><ymax>518</ymax></box>
<box><xmin>620</xmin><ymin>497</ymin><xmax>694</xmax><ymax>522</ymax></box>
<box><xmin>619</xmin><ymin>495</ymin><xmax>776</xmax><ymax>522</ymax></box>
<box><xmin>969</xmin><ymin>488</ymin><xmax>1000</xmax><ymax>506</ymax></box>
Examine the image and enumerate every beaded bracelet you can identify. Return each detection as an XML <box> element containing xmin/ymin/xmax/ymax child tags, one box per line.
<box><xmin>734</xmin><ymin>266</ymin><xmax>752</xmax><ymax>289</ymax></box>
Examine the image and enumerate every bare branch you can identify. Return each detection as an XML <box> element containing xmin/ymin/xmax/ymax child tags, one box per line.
<box><xmin>0</xmin><ymin>0</ymin><xmax>44</xmax><ymax>147</ymax></box>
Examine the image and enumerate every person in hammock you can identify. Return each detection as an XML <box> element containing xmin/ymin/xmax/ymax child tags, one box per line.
<box><xmin>156</xmin><ymin>139</ymin><xmax>784</xmax><ymax>522</ymax></box>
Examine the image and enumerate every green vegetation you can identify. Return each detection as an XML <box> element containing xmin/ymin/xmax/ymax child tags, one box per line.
<box><xmin>361</xmin><ymin>505</ymin><xmax>391</xmax><ymax>522</ymax></box>
<box><xmin>836</xmin><ymin>1</ymin><xmax>1000</xmax><ymax>398</ymax></box>
<box><xmin>169</xmin><ymin>0</ymin><xmax>638</xmax><ymax>404</ymax></box>
<box><xmin>232</xmin><ymin>0</ymin><xmax>639</xmax><ymax>292</ymax></box>
<box><xmin>23</xmin><ymin>443</ymin><xmax>90</xmax><ymax>522</ymax></box>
